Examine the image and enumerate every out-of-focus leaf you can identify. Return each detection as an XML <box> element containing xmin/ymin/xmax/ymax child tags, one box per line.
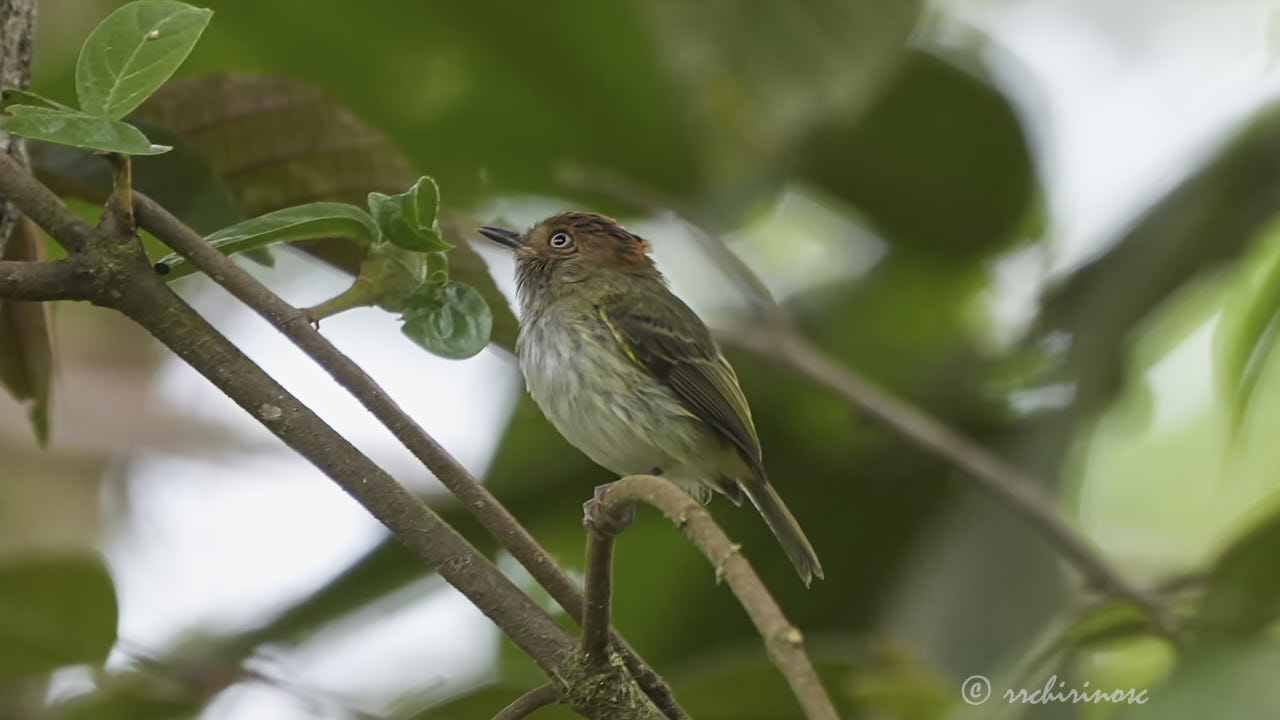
<box><xmin>850</xmin><ymin>643</ymin><xmax>953</xmax><ymax>720</ymax></box>
<box><xmin>1198</xmin><ymin>495</ymin><xmax>1280</xmax><ymax>638</ymax></box>
<box><xmin>51</xmin><ymin>671</ymin><xmax>207</xmax><ymax>720</ymax></box>
<box><xmin>638</xmin><ymin>0</ymin><xmax>920</xmax><ymax>182</ymax></box>
<box><xmin>796</xmin><ymin>49</ymin><xmax>1038</xmax><ymax>257</ymax></box>
<box><xmin>368</xmin><ymin>176</ymin><xmax>450</xmax><ymax>253</ymax></box>
<box><xmin>1</xmin><ymin>106</ymin><xmax>169</xmax><ymax>155</ymax></box>
<box><xmin>400</xmin><ymin>282</ymin><xmax>493</xmax><ymax>359</ymax></box>
<box><xmin>75</xmin><ymin>1</ymin><xmax>211</xmax><ymax>119</ymax></box>
<box><xmin>135</xmin><ymin>73</ymin><xmax>419</xmax><ymax>216</ymax></box>
<box><xmin>1041</xmin><ymin>102</ymin><xmax>1280</xmax><ymax>420</ymax></box>
<box><xmin>1064</xmin><ymin>600</ymin><xmax>1157</xmax><ymax>652</ymax></box>
<box><xmin>1075</xmin><ymin>636</ymin><xmax>1176</xmax><ymax>720</ymax></box>
<box><xmin>0</xmin><ymin>554</ymin><xmax>117</xmax><ymax>677</ymax></box>
<box><xmin>0</xmin><ymin>88</ymin><xmax>74</xmax><ymax>112</ymax></box>
<box><xmin>1118</xmin><ymin>639</ymin><xmax>1280</xmax><ymax>720</ymax></box>
<box><xmin>55</xmin><ymin>694</ymin><xmax>203</xmax><ymax>720</ymax></box>
<box><xmin>0</xmin><ymin>218</ymin><xmax>54</xmax><ymax>444</ymax></box>
<box><xmin>156</xmin><ymin>202</ymin><xmax>377</xmax><ymax>279</ymax></box>
<box><xmin>132</xmin><ymin>72</ymin><xmax>518</xmax><ymax>348</ymax></box>
<box><xmin>1213</xmin><ymin>216</ymin><xmax>1280</xmax><ymax>434</ymax></box>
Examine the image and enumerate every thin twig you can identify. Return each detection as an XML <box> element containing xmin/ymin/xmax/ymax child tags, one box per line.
<box><xmin>492</xmin><ymin>684</ymin><xmax>560</xmax><ymax>720</ymax></box>
<box><xmin>0</xmin><ymin>258</ymin><xmax>86</xmax><ymax>301</ymax></box>
<box><xmin>598</xmin><ymin>475</ymin><xmax>839</xmax><ymax>720</ymax></box>
<box><xmin>131</xmin><ymin>193</ymin><xmax>690</xmax><ymax>720</ymax></box>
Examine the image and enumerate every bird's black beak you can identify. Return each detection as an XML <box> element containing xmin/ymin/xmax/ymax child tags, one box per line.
<box><xmin>477</xmin><ymin>226</ymin><xmax>523</xmax><ymax>250</ymax></box>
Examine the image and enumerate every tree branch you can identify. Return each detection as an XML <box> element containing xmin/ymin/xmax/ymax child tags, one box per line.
<box><xmin>0</xmin><ymin>154</ymin><xmax>667</xmax><ymax>720</ymax></box>
<box><xmin>0</xmin><ymin>0</ymin><xmax>37</xmax><ymax>257</ymax></box>
<box><xmin>581</xmin><ymin>494</ymin><xmax>635</xmax><ymax>667</ymax></box>
<box><xmin>492</xmin><ymin>684</ymin><xmax>560</xmax><ymax>720</ymax></box>
<box><xmin>131</xmin><ymin>193</ymin><xmax>690</xmax><ymax>720</ymax></box>
<box><xmin>594</xmin><ymin>475</ymin><xmax>839</xmax><ymax>720</ymax></box>
<box><xmin>0</xmin><ymin>258</ymin><xmax>89</xmax><ymax>301</ymax></box>
<box><xmin>0</xmin><ymin>154</ymin><xmax>95</xmax><ymax>253</ymax></box>
<box><xmin>581</xmin><ymin>526</ymin><xmax>617</xmax><ymax>666</ymax></box>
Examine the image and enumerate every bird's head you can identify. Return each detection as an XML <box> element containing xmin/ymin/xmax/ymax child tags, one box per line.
<box><xmin>479</xmin><ymin>212</ymin><xmax>658</xmax><ymax>307</ymax></box>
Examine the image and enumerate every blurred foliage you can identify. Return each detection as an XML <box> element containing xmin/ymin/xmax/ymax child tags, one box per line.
<box><xmin>0</xmin><ymin>554</ymin><xmax>116</xmax><ymax>677</ymax></box>
<box><xmin>6</xmin><ymin>1</ymin><xmax>1280</xmax><ymax>719</ymax></box>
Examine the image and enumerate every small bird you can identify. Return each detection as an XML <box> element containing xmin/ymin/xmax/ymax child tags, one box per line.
<box><xmin>479</xmin><ymin>212</ymin><xmax>823</xmax><ymax>585</ymax></box>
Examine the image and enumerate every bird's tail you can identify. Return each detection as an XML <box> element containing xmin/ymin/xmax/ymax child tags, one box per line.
<box><xmin>741</xmin><ymin>480</ymin><xmax>824</xmax><ymax>587</ymax></box>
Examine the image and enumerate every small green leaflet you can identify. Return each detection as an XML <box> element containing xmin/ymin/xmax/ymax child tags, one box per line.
<box><xmin>401</xmin><ymin>282</ymin><xmax>492</xmax><ymax>359</ymax></box>
<box><xmin>368</xmin><ymin>176</ymin><xmax>452</xmax><ymax>253</ymax></box>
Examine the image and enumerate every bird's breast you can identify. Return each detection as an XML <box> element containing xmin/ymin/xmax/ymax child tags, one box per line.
<box><xmin>516</xmin><ymin>306</ymin><xmax>696</xmax><ymax>476</ymax></box>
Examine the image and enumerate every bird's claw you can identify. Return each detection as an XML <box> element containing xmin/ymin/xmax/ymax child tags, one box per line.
<box><xmin>583</xmin><ymin>482</ymin><xmax>635</xmax><ymax>536</ymax></box>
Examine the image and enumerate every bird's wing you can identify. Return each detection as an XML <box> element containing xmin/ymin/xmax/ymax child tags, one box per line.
<box><xmin>597</xmin><ymin>295</ymin><xmax>764</xmax><ymax>479</ymax></box>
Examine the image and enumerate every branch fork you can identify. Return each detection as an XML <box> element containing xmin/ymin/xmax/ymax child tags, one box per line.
<box><xmin>581</xmin><ymin>475</ymin><xmax>840</xmax><ymax>720</ymax></box>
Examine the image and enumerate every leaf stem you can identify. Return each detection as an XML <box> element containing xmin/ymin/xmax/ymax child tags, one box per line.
<box><xmin>104</xmin><ymin>152</ymin><xmax>133</xmax><ymax>233</ymax></box>
<box><xmin>302</xmin><ymin>277</ymin><xmax>378</xmax><ymax>323</ymax></box>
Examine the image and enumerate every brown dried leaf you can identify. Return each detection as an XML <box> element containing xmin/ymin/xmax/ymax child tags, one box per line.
<box><xmin>0</xmin><ymin>218</ymin><xmax>54</xmax><ymax>444</ymax></box>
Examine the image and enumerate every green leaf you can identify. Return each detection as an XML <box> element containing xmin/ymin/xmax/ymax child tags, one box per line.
<box><xmin>0</xmin><ymin>555</ymin><xmax>117</xmax><ymax>677</ymax></box>
<box><xmin>75</xmin><ymin>1</ymin><xmax>212</xmax><ymax>119</ymax></box>
<box><xmin>156</xmin><ymin>202</ymin><xmax>378</xmax><ymax>279</ymax></box>
<box><xmin>1119</xmin><ymin>638</ymin><xmax>1280</xmax><ymax>720</ymax></box>
<box><xmin>400</xmin><ymin>282</ymin><xmax>492</xmax><ymax>359</ymax></box>
<box><xmin>0</xmin><ymin>88</ymin><xmax>75</xmax><ymax>112</ymax></box>
<box><xmin>351</xmin><ymin>242</ymin><xmax>426</xmax><ymax>313</ymax></box>
<box><xmin>1064</xmin><ymin>600</ymin><xmax>1156</xmax><ymax>650</ymax></box>
<box><xmin>425</xmin><ymin>251</ymin><xmax>449</xmax><ymax>285</ymax></box>
<box><xmin>1213</xmin><ymin>216</ymin><xmax>1280</xmax><ymax>434</ymax></box>
<box><xmin>797</xmin><ymin>49</ymin><xmax>1037</xmax><ymax>257</ymax></box>
<box><xmin>367</xmin><ymin>176</ymin><xmax>452</xmax><ymax>253</ymax></box>
<box><xmin>1198</xmin><ymin>495</ymin><xmax>1280</xmax><ymax>638</ymax></box>
<box><xmin>1</xmin><ymin>106</ymin><xmax>170</xmax><ymax>155</ymax></box>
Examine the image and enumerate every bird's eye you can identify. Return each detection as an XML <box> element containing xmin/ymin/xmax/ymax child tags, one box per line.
<box><xmin>549</xmin><ymin>232</ymin><xmax>572</xmax><ymax>248</ymax></box>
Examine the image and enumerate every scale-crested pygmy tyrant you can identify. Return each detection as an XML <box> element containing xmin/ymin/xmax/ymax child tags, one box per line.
<box><xmin>479</xmin><ymin>212</ymin><xmax>823</xmax><ymax>585</ymax></box>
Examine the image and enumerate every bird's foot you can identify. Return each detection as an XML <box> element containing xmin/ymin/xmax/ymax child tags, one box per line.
<box><xmin>583</xmin><ymin>482</ymin><xmax>635</xmax><ymax>536</ymax></box>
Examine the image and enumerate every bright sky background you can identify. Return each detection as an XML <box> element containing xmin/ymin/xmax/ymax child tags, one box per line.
<box><xmin>69</xmin><ymin>1</ymin><xmax>1280</xmax><ymax>717</ymax></box>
